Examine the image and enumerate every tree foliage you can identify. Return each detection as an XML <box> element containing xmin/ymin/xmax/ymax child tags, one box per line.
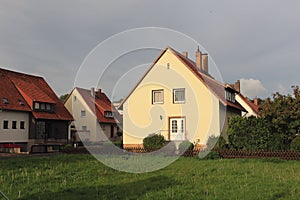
<box><xmin>228</xmin><ymin>86</ymin><xmax>300</xmax><ymax>150</ymax></box>
<box><xmin>59</xmin><ymin>93</ymin><xmax>69</xmax><ymax>103</ymax></box>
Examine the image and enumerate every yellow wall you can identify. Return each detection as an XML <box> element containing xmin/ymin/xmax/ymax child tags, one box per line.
<box><xmin>123</xmin><ymin>49</ymin><xmax>220</xmax><ymax>146</ymax></box>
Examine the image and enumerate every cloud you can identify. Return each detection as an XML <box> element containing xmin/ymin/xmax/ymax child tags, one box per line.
<box><xmin>276</xmin><ymin>84</ymin><xmax>288</xmax><ymax>95</ymax></box>
<box><xmin>240</xmin><ymin>78</ymin><xmax>267</xmax><ymax>98</ymax></box>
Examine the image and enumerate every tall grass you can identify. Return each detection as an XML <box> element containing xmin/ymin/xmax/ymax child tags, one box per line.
<box><xmin>0</xmin><ymin>154</ymin><xmax>299</xmax><ymax>199</ymax></box>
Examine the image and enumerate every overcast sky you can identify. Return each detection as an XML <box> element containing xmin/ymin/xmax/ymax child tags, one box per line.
<box><xmin>0</xmin><ymin>0</ymin><xmax>299</xmax><ymax>100</ymax></box>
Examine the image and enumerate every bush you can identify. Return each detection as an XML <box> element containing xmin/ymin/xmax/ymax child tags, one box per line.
<box><xmin>63</xmin><ymin>144</ymin><xmax>74</xmax><ymax>150</ymax></box>
<box><xmin>113</xmin><ymin>141</ymin><xmax>123</xmax><ymax>149</ymax></box>
<box><xmin>116</xmin><ymin>131</ymin><xmax>122</xmax><ymax>137</ymax></box>
<box><xmin>290</xmin><ymin>135</ymin><xmax>300</xmax><ymax>151</ymax></box>
<box><xmin>179</xmin><ymin>141</ymin><xmax>194</xmax><ymax>150</ymax></box>
<box><xmin>143</xmin><ymin>134</ymin><xmax>166</xmax><ymax>150</ymax></box>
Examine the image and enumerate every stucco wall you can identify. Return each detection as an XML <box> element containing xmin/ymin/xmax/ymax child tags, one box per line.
<box><xmin>65</xmin><ymin>89</ymin><xmax>119</xmax><ymax>142</ymax></box>
<box><xmin>0</xmin><ymin>110</ymin><xmax>29</xmax><ymax>142</ymax></box>
<box><xmin>123</xmin><ymin>49</ymin><xmax>220</xmax><ymax>146</ymax></box>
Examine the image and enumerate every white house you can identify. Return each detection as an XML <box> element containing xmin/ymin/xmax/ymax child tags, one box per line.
<box><xmin>64</xmin><ymin>87</ymin><xmax>122</xmax><ymax>144</ymax></box>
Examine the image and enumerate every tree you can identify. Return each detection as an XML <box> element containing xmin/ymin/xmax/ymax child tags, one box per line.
<box><xmin>59</xmin><ymin>93</ymin><xmax>69</xmax><ymax>103</ymax></box>
<box><xmin>228</xmin><ymin>85</ymin><xmax>300</xmax><ymax>150</ymax></box>
<box><xmin>259</xmin><ymin>86</ymin><xmax>300</xmax><ymax>150</ymax></box>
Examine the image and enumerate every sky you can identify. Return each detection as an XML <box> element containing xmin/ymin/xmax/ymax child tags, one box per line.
<box><xmin>0</xmin><ymin>0</ymin><xmax>299</xmax><ymax>100</ymax></box>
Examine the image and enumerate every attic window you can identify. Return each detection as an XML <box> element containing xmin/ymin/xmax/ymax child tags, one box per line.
<box><xmin>104</xmin><ymin>111</ymin><xmax>113</xmax><ymax>118</ymax></box>
<box><xmin>18</xmin><ymin>100</ymin><xmax>25</xmax><ymax>106</ymax></box>
<box><xmin>2</xmin><ymin>98</ymin><xmax>8</xmax><ymax>104</ymax></box>
<box><xmin>225</xmin><ymin>90</ymin><xmax>236</xmax><ymax>103</ymax></box>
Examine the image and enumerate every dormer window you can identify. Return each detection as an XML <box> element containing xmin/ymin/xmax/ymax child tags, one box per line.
<box><xmin>18</xmin><ymin>99</ymin><xmax>25</xmax><ymax>106</ymax></box>
<box><xmin>225</xmin><ymin>90</ymin><xmax>236</xmax><ymax>103</ymax></box>
<box><xmin>34</xmin><ymin>102</ymin><xmax>54</xmax><ymax>112</ymax></box>
<box><xmin>2</xmin><ymin>98</ymin><xmax>8</xmax><ymax>104</ymax></box>
<box><xmin>104</xmin><ymin>111</ymin><xmax>113</xmax><ymax>118</ymax></box>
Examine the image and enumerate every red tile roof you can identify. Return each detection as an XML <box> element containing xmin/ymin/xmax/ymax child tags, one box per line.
<box><xmin>0</xmin><ymin>67</ymin><xmax>73</xmax><ymax>121</ymax></box>
<box><xmin>119</xmin><ymin>46</ymin><xmax>245</xmax><ymax>111</ymax></box>
<box><xmin>76</xmin><ymin>87</ymin><xmax>122</xmax><ymax>124</ymax></box>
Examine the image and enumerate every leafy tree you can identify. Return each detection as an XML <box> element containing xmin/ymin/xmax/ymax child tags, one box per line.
<box><xmin>228</xmin><ymin>85</ymin><xmax>300</xmax><ymax>150</ymax></box>
<box><xmin>59</xmin><ymin>93</ymin><xmax>69</xmax><ymax>103</ymax></box>
<box><xmin>259</xmin><ymin>86</ymin><xmax>300</xmax><ymax>150</ymax></box>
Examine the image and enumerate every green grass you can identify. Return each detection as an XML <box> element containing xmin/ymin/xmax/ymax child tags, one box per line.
<box><xmin>0</xmin><ymin>154</ymin><xmax>299</xmax><ymax>199</ymax></box>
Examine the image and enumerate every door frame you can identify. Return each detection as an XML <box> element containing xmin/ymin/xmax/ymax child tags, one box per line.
<box><xmin>168</xmin><ymin>116</ymin><xmax>186</xmax><ymax>141</ymax></box>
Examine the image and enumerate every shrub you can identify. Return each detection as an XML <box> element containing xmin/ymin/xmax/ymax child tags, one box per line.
<box><xmin>113</xmin><ymin>141</ymin><xmax>123</xmax><ymax>149</ymax></box>
<box><xmin>143</xmin><ymin>134</ymin><xmax>166</xmax><ymax>150</ymax></box>
<box><xmin>116</xmin><ymin>131</ymin><xmax>122</xmax><ymax>137</ymax></box>
<box><xmin>64</xmin><ymin>144</ymin><xmax>74</xmax><ymax>150</ymax></box>
<box><xmin>290</xmin><ymin>135</ymin><xmax>300</xmax><ymax>151</ymax></box>
<box><xmin>179</xmin><ymin>141</ymin><xmax>194</xmax><ymax>150</ymax></box>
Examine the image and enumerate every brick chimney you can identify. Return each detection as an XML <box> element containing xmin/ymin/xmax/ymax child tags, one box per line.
<box><xmin>196</xmin><ymin>47</ymin><xmax>202</xmax><ymax>71</ymax></box>
<box><xmin>90</xmin><ymin>87</ymin><xmax>95</xmax><ymax>97</ymax></box>
<box><xmin>97</xmin><ymin>88</ymin><xmax>102</xmax><ymax>98</ymax></box>
<box><xmin>201</xmin><ymin>53</ymin><xmax>208</xmax><ymax>74</ymax></box>
<box><xmin>182</xmin><ymin>51</ymin><xmax>188</xmax><ymax>58</ymax></box>
<box><xmin>234</xmin><ymin>80</ymin><xmax>240</xmax><ymax>93</ymax></box>
<box><xmin>253</xmin><ymin>98</ymin><xmax>258</xmax><ymax>105</ymax></box>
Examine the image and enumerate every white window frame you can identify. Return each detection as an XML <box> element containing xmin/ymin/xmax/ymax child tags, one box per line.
<box><xmin>152</xmin><ymin>89</ymin><xmax>164</xmax><ymax>104</ymax></box>
<box><xmin>173</xmin><ymin>88</ymin><xmax>185</xmax><ymax>103</ymax></box>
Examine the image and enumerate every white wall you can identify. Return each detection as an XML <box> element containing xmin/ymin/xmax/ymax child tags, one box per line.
<box><xmin>0</xmin><ymin>110</ymin><xmax>29</xmax><ymax>142</ymax></box>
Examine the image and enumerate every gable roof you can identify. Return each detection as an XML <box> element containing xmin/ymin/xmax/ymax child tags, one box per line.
<box><xmin>75</xmin><ymin>87</ymin><xmax>121</xmax><ymax>124</ymax></box>
<box><xmin>237</xmin><ymin>93</ymin><xmax>260</xmax><ymax>115</ymax></box>
<box><xmin>0</xmin><ymin>67</ymin><xmax>73</xmax><ymax>121</ymax></box>
<box><xmin>119</xmin><ymin>46</ymin><xmax>245</xmax><ymax>111</ymax></box>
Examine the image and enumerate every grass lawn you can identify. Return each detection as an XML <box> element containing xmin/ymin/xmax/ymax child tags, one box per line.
<box><xmin>0</xmin><ymin>154</ymin><xmax>299</xmax><ymax>200</ymax></box>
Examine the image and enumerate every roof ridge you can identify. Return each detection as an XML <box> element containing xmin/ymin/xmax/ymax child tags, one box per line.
<box><xmin>0</xmin><ymin>67</ymin><xmax>43</xmax><ymax>79</ymax></box>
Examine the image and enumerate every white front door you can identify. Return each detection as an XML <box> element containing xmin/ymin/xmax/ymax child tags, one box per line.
<box><xmin>170</xmin><ymin>117</ymin><xmax>185</xmax><ymax>141</ymax></box>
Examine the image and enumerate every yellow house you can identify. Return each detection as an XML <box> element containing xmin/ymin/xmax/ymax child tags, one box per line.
<box><xmin>119</xmin><ymin>46</ymin><xmax>246</xmax><ymax>148</ymax></box>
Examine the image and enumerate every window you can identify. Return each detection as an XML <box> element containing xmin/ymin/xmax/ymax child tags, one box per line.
<box><xmin>171</xmin><ymin>120</ymin><xmax>178</xmax><ymax>133</ymax></box>
<box><xmin>46</xmin><ymin>104</ymin><xmax>51</xmax><ymax>111</ymax></box>
<box><xmin>74</xmin><ymin>96</ymin><xmax>77</xmax><ymax>101</ymax></box>
<box><xmin>12</xmin><ymin>121</ymin><xmax>17</xmax><ymax>129</ymax></box>
<box><xmin>104</xmin><ymin>111</ymin><xmax>113</xmax><ymax>118</ymax></box>
<box><xmin>2</xmin><ymin>98</ymin><xmax>9</xmax><ymax>104</ymax></box>
<box><xmin>101</xmin><ymin>124</ymin><xmax>105</xmax><ymax>131</ymax></box>
<box><xmin>34</xmin><ymin>102</ymin><xmax>40</xmax><ymax>109</ymax></box>
<box><xmin>36</xmin><ymin>121</ymin><xmax>46</xmax><ymax>139</ymax></box>
<box><xmin>18</xmin><ymin>100</ymin><xmax>24</xmax><ymax>106</ymax></box>
<box><xmin>225</xmin><ymin>90</ymin><xmax>236</xmax><ymax>103</ymax></box>
<box><xmin>173</xmin><ymin>88</ymin><xmax>185</xmax><ymax>103</ymax></box>
<box><xmin>81</xmin><ymin>110</ymin><xmax>86</xmax><ymax>117</ymax></box>
<box><xmin>152</xmin><ymin>90</ymin><xmax>164</xmax><ymax>104</ymax></box>
<box><xmin>40</xmin><ymin>103</ymin><xmax>46</xmax><ymax>110</ymax></box>
<box><xmin>20</xmin><ymin>121</ymin><xmax>25</xmax><ymax>129</ymax></box>
<box><xmin>82</xmin><ymin>126</ymin><xmax>87</xmax><ymax>131</ymax></box>
<box><xmin>3</xmin><ymin>120</ymin><xmax>8</xmax><ymax>129</ymax></box>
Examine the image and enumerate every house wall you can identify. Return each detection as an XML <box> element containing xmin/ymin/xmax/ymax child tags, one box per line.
<box><xmin>65</xmin><ymin>89</ymin><xmax>119</xmax><ymax>142</ymax></box>
<box><xmin>123</xmin><ymin>49</ymin><xmax>220</xmax><ymax>147</ymax></box>
<box><xmin>220</xmin><ymin>105</ymin><xmax>241</xmax><ymax>142</ymax></box>
<box><xmin>235</xmin><ymin>95</ymin><xmax>258</xmax><ymax>117</ymax></box>
<box><xmin>100</xmin><ymin>123</ymin><xmax>119</xmax><ymax>139</ymax></box>
<box><xmin>0</xmin><ymin>110</ymin><xmax>29</xmax><ymax>142</ymax></box>
<box><xmin>65</xmin><ymin>89</ymin><xmax>98</xmax><ymax>142</ymax></box>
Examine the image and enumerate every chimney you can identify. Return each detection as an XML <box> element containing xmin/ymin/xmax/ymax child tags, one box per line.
<box><xmin>90</xmin><ymin>87</ymin><xmax>95</xmax><ymax>97</ymax></box>
<box><xmin>253</xmin><ymin>98</ymin><xmax>258</xmax><ymax>106</ymax></box>
<box><xmin>196</xmin><ymin>47</ymin><xmax>202</xmax><ymax>71</ymax></box>
<box><xmin>234</xmin><ymin>80</ymin><xmax>240</xmax><ymax>93</ymax></box>
<box><xmin>182</xmin><ymin>51</ymin><xmax>188</xmax><ymax>58</ymax></box>
<box><xmin>201</xmin><ymin>53</ymin><xmax>208</xmax><ymax>74</ymax></box>
<box><xmin>97</xmin><ymin>88</ymin><xmax>102</xmax><ymax>98</ymax></box>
